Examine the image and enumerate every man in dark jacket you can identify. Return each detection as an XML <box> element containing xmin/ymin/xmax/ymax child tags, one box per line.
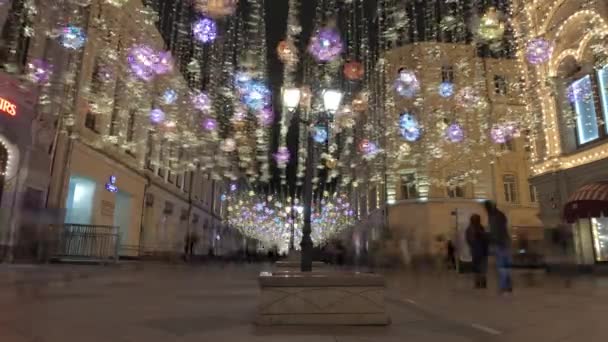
<box><xmin>484</xmin><ymin>200</ymin><xmax>513</xmax><ymax>293</ymax></box>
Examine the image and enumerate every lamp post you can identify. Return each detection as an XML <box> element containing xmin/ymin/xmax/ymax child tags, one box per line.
<box><xmin>282</xmin><ymin>87</ymin><xmax>342</xmax><ymax>272</ymax></box>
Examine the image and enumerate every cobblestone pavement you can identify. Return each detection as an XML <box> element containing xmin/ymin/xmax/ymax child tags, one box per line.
<box><xmin>0</xmin><ymin>263</ymin><xmax>606</xmax><ymax>342</ymax></box>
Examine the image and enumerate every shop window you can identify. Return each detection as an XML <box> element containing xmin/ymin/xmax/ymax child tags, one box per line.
<box><xmin>441</xmin><ymin>65</ymin><xmax>454</xmax><ymax>83</ymax></box>
<box><xmin>494</xmin><ymin>75</ymin><xmax>508</xmax><ymax>95</ymax></box>
<box><xmin>401</xmin><ymin>173</ymin><xmax>417</xmax><ymax>200</ymax></box>
<box><xmin>529</xmin><ymin>184</ymin><xmax>538</xmax><ymax>203</ymax></box>
<box><xmin>591</xmin><ymin>217</ymin><xmax>608</xmax><ymax>262</ymax></box>
<box><xmin>597</xmin><ymin>65</ymin><xmax>608</xmax><ymax>133</ymax></box>
<box><xmin>568</xmin><ymin>74</ymin><xmax>602</xmax><ymax>145</ymax></box>
<box><xmin>503</xmin><ymin>174</ymin><xmax>518</xmax><ymax>204</ymax></box>
<box><xmin>65</xmin><ymin>176</ymin><xmax>96</xmax><ymax>225</ymax></box>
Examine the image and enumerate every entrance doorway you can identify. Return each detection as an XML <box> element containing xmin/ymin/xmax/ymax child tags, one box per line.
<box><xmin>0</xmin><ymin>142</ymin><xmax>7</xmax><ymax>205</ymax></box>
<box><xmin>114</xmin><ymin>191</ymin><xmax>132</xmax><ymax>253</ymax></box>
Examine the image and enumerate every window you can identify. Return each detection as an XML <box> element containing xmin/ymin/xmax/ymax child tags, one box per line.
<box><xmin>0</xmin><ymin>0</ymin><xmax>30</xmax><ymax>69</ymax></box>
<box><xmin>401</xmin><ymin>173</ymin><xmax>417</xmax><ymax>200</ymax></box>
<box><xmin>570</xmin><ymin>75</ymin><xmax>600</xmax><ymax>144</ymax></box>
<box><xmin>591</xmin><ymin>217</ymin><xmax>608</xmax><ymax>262</ymax></box>
<box><xmin>109</xmin><ymin>79</ymin><xmax>123</xmax><ymax>136</ymax></box>
<box><xmin>441</xmin><ymin>65</ymin><xmax>454</xmax><ymax>83</ymax></box>
<box><xmin>494</xmin><ymin>75</ymin><xmax>507</xmax><ymax>95</ymax></box>
<box><xmin>85</xmin><ymin>111</ymin><xmax>98</xmax><ymax>133</ymax></box>
<box><xmin>529</xmin><ymin>184</ymin><xmax>538</xmax><ymax>203</ymax></box>
<box><xmin>503</xmin><ymin>174</ymin><xmax>518</xmax><ymax>203</ymax></box>
<box><xmin>447</xmin><ymin>185</ymin><xmax>465</xmax><ymax>198</ymax></box>
<box><xmin>597</xmin><ymin>66</ymin><xmax>608</xmax><ymax>133</ymax></box>
<box><xmin>145</xmin><ymin>130</ymin><xmax>154</xmax><ymax>170</ymax></box>
<box><xmin>126</xmin><ymin>109</ymin><xmax>136</xmax><ymax>142</ymax></box>
<box><xmin>500</xmin><ymin>139</ymin><xmax>515</xmax><ymax>152</ymax></box>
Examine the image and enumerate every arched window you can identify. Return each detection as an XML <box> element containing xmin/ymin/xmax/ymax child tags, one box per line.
<box><xmin>567</xmin><ymin>64</ymin><xmax>608</xmax><ymax>146</ymax></box>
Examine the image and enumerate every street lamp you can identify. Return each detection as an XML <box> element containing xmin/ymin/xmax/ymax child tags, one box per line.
<box><xmin>282</xmin><ymin>87</ymin><xmax>301</xmax><ymax>112</ymax></box>
<box><xmin>322</xmin><ymin>89</ymin><xmax>343</xmax><ymax>114</ymax></box>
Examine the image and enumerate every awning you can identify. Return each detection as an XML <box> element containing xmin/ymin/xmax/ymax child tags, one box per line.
<box><xmin>563</xmin><ymin>182</ymin><xmax>608</xmax><ymax>223</ymax></box>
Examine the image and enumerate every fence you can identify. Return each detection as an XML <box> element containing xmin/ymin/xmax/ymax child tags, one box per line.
<box><xmin>54</xmin><ymin>224</ymin><xmax>120</xmax><ymax>263</ymax></box>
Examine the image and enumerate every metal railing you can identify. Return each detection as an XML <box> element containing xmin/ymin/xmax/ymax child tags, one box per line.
<box><xmin>55</xmin><ymin>224</ymin><xmax>120</xmax><ymax>263</ymax></box>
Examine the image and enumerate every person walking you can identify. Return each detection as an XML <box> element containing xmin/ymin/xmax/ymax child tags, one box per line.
<box><xmin>446</xmin><ymin>239</ymin><xmax>456</xmax><ymax>270</ymax></box>
<box><xmin>484</xmin><ymin>200</ymin><xmax>513</xmax><ymax>294</ymax></box>
<box><xmin>466</xmin><ymin>214</ymin><xmax>489</xmax><ymax>288</ymax></box>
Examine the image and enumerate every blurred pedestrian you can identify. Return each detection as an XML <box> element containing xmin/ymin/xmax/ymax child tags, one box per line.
<box><xmin>466</xmin><ymin>214</ymin><xmax>489</xmax><ymax>289</ymax></box>
<box><xmin>446</xmin><ymin>240</ymin><xmax>456</xmax><ymax>270</ymax></box>
<box><xmin>484</xmin><ymin>200</ymin><xmax>513</xmax><ymax>294</ymax></box>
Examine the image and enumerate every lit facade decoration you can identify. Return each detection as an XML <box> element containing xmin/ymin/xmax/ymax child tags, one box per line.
<box><xmin>308</xmin><ymin>27</ymin><xmax>343</xmax><ymax>62</ymax></box>
<box><xmin>193</xmin><ymin>17</ymin><xmax>218</xmax><ymax>43</ymax></box>
<box><xmin>477</xmin><ymin>7</ymin><xmax>505</xmax><ymax>41</ymax></box>
<box><xmin>59</xmin><ymin>25</ymin><xmax>86</xmax><ymax>49</ymax></box>
<box><xmin>525</xmin><ymin>38</ymin><xmax>554</xmax><ymax>65</ymax></box>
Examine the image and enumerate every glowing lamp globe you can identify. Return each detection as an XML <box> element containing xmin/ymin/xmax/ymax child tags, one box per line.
<box><xmin>257</xmin><ymin>107</ymin><xmax>274</xmax><ymax>126</ymax></box>
<box><xmin>277</xmin><ymin>40</ymin><xmax>297</xmax><ymax>65</ymax></box>
<box><xmin>194</xmin><ymin>0</ymin><xmax>238</xmax><ymax>18</ymax></box>
<box><xmin>394</xmin><ymin>69</ymin><xmax>420</xmax><ymax>98</ymax></box>
<box><xmin>322</xmin><ymin>89</ymin><xmax>343</xmax><ymax>114</ymax></box>
<box><xmin>59</xmin><ymin>25</ymin><xmax>87</xmax><ymax>50</ymax></box>
<box><xmin>308</xmin><ymin>27</ymin><xmax>343</xmax><ymax>62</ymax></box>
<box><xmin>313</xmin><ymin>126</ymin><xmax>328</xmax><ymax>143</ymax></box>
<box><xmin>399</xmin><ymin>113</ymin><xmax>422</xmax><ymax>142</ymax></box>
<box><xmin>526</xmin><ymin>38</ymin><xmax>553</xmax><ymax>65</ymax></box>
<box><xmin>193</xmin><ymin>17</ymin><xmax>218</xmax><ymax>43</ymax></box>
<box><xmin>344</xmin><ymin>61</ymin><xmax>364</xmax><ymax>81</ymax></box>
<box><xmin>127</xmin><ymin>45</ymin><xmax>159</xmax><ymax>81</ymax></box>
<box><xmin>490</xmin><ymin>124</ymin><xmax>508</xmax><ymax>144</ymax></box>
<box><xmin>220</xmin><ymin>138</ymin><xmax>237</xmax><ymax>152</ymax></box>
<box><xmin>202</xmin><ymin>117</ymin><xmax>218</xmax><ymax>131</ymax></box>
<box><xmin>154</xmin><ymin>51</ymin><xmax>174</xmax><ymax>75</ymax></box>
<box><xmin>27</xmin><ymin>59</ymin><xmax>53</xmax><ymax>84</ymax></box>
<box><xmin>438</xmin><ymin>82</ymin><xmax>455</xmax><ymax>98</ymax></box>
<box><xmin>282</xmin><ymin>87</ymin><xmax>301</xmax><ymax>111</ymax></box>
<box><xmin>191</xmin><ymin>91</ymin><xmax>211</xmax><ymax>111</ymax></box>
<box><xmin>242</xmin><ymin>80</ymin><xmax>271</xmax><ymax>110</ymax></box>
<box><xmin>162</xmin><ymin>89</ymin><xmax>178</xmax><ymax>104</ymax></box>
<box><xmin>274</xmin><ymin>147</ymin><xmax>290</xmax><ymax>164</ymax></box>
<box><xmin>444</xmin><ymin>123</ymin><xmax>464</xmax><ymax>143</ymax></box>
<box><xmin>149</xmin><ymin>108</ymin><xmax>165</xmax><ymax>124</ymax></box>
<box><xmin>477</xmin><ymin>7</ymin><xmax>505</xmax><ymax>41</ymax></box>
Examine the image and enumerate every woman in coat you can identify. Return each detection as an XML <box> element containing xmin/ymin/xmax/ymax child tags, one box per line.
<box><xmin>466</xmin><ymin>214</ymin><xmax>489</xmax><ymax>289</ymax></box>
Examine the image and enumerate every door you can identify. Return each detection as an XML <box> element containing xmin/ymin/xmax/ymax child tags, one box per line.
<box><xmin>114</xmin><ymin>191</ymin><xmax>132</xmax><ymax>253</ymax></box>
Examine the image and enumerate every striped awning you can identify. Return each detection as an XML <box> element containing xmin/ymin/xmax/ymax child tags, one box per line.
<box><xmin>564</xmin><ymin>182</ymin><xmax>608</xmax><ymax>223</ymax></box>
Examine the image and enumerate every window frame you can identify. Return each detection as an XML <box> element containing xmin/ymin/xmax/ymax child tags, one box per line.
<box><xmin>567</xmin><ymin>71</ymin><xmax>608</xmax><ymax>147</ymax></box>
<box><xmin>441</xmin><ymin>65</ymin><xmax>454</xmax><ymax>83</ymax></box>
<box><xmin>502</xmin><ymin>174</ymin><xmax>519</xmax><ymax>204</ymax></box>
<box><xmin>494</xmin><ymin>75</ymin><xmax>508</xmax><ymax>96</ymax></box>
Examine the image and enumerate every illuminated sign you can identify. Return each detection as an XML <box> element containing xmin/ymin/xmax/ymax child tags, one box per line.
<box><xmin>0</xmin><ymin>97</ymin><xmax>16</xmax><ymax>116</ymax></box>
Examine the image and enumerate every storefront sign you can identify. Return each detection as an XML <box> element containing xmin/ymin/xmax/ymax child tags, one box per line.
<box><xmin>0</xmin><ymin>97</ymin><xmax>17</xmax><ymax>116</ymax></box>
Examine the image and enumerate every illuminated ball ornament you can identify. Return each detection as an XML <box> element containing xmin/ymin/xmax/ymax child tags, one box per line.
<box><xmin>242</xmin><ymin>81</ymin><xmax>271</xmax><ymax>110</ymax></box>
<box><xmin>257</xmin><ymin>107</ymin><xmax>274</xmax><ymax>126</ymax></box>
<box><xmin>277</xmin><ymin>40</ymin><xmax>297</xmax><ymax>65</ymax></box>
<box><xmin>191</xmin><ymin>91</ymin><xmax>211</xmax><ymax>112</ymax></box>
<box><xmin>444</xmin><ymin>123</ymin><xmax>464</xmax><ymax>143</ymax></box>
<box><xmin>526</xmin><ymin>38</ymin><xmax>554</xmax><ymax>65</ymax></box>
<box><xmin>27</xmin><ymin>59</ymin><xmax>53</xmax><ymax>84</ymax></box>
<box><xmin>59</xmin><ymin>25</ymin><xmax>87</xmax><ymax>50</ymax></box>
<box><xmin>154</xmin><ymin>51</ymin><xmax>174</xmax><ymax>75</ymax></box>
<box><xmin>193</xmin><ymin>17</ymin><xmax>218</xmax><ymax>43</ymax></box>
<box><xmin>274</xmin><ymin>147</ymin><xmax>290</xmax><ymax>165</ymax></box>
<box><xmin>438</xmin><ymin>82</ymin><xmax>455</xmax><ymax>98</ymax></box>
<box><xmin>308</xmin><ymin>27</ymin><xmax>343</xmax><ymax>62</ymax></box>
<box><xmin>149</xmin><ymin>108</ymin><xmax>165</xmax><ymax>124</ymax></box>
<box><xmin>343</xmin><ymin>61</ymin><xmax>364</xmax><ymax>81</ymax></box>
<box><xmin>313</xmin><ymin>126</ymin><xmax>328</xmax><ymax>143</ymax></box>
<box><xmin>202</xmin><ymin>117</ymin><xmax>218</xmax><ymax>131</ymax></box>
<box><xmin>490</xmin><ymin>124</ymin><xmax>509</xmax><ymax>144</ymax></box>
<box><xmin>477</xmin><ymin>7</ymin><xmax>505</xmax><ymax>41</ymax></box>
<box><xmin>162</xmin><ymin>89</ymin><xmax>178</xmax><ymax>104</ymax></box>
<box><xmin>127</xmin><ymin>45</ymin><xmax>159</xmax><ymax>81</ymax></box>
<box><xmin>220</xmin><ymin>138</ymin><xmax>237</xmax><ymax>152</ymax></box>
<box><xmin>194</xmin><ymin>0</ymin><xmax>238</xmax><ymax>18</ymax></box>
<box><xmin>399</xmin><ymin>113</ymin><xmax>422</xmax><ymax>142</ymax></box>
<box><xmin>394</xmin><ymin>69</ymin><xmax>420</xmax><ymax>98</ymax></box>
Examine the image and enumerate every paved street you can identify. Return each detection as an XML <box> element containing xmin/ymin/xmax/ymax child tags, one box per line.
<box><xmin>0</xmin><ymin>263</ymin><xmax>607</xmax><ymax>342</ymax></box>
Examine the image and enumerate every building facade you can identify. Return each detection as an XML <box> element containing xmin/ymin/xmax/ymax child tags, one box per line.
<box><xmin>515</xmin><ymin>0</ymin><xmax>608</xmax><ymax>265</ymax></box>
<box><xmin>352</xmin><ymin>42</ymin><xmax>541</xmax><ymax>262</ymax></box>
<box><xmin>0</xmin><ymin>0</ymin><xmax>242</xmax><ymax>260</ymax></box>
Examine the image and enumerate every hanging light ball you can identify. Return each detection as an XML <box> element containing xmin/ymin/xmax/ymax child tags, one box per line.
<box><xmin>359</xmin><ymin>140</ymin><xmax>379</xmax><ymax>157</ymax></box>
<box><xmin>257</xmin><ymin>107</ymin><xmax>274</xmax><ymax>126</ymax></box>
<box><xmin>202</xmin><ymin>117</ymin><xmax>218</xmax><ymax>131</ymax></box>
<box><xmin>343</xmin><ymin>61</ymin><xmax>364</xmax><ymax>80</ymax></box>
<box><xmin>27</xmin><ymin>59</ymin><xmax>53</xmax><ymax>84</ymax></box>
<box><xmin>220</xmin><ymin>138</ymin><xmax>237</xmax><ymax>152</ymax></box>
<box><xmin>455</xmin><ymin>86</ymin><xmax>480</xmax><ymax>107</ymax></box>
<box><xmin>162</xmin><ymin>89</ymin><xmax>178</xmax><ymax>104</ymax></box>
<box><xmin>352</xmin><ymin>92</ymin><xmax>369</xmax><ymax>112</ymax></box>
<box><xmin>490</xmin><ymin>124</ymin><xmax>509</xmax><ymax>144</ymax></box>
<box><xmin>503</xmin><ymin>121</ymin><xmax>521</xmax><ymax>138</ymax></box>
<box><xmin>438</xmin><ymin>82</ymin><xmax>455</xmax><ymax>98</ymax></box>
<box><xmin>127</xmin><ymin>45</ymin><xmax>159</xmax><ymax>81</ymax></box>
<box><xmin>308</xmin><ymin>27</ymin><xmax>343</xmax><ymax>62</ymax></box>
<box><xmin>193</xmin><ymin>0</ymin><xmax>238</xmax><ymax>18</ymax></box>
<box><xmin>59</xmin><ymin>25</ymin><xmax>87</xmax><ymax>50</ymax></box>
<box><xmin>477</xmin><ymin>7</ymin><xmax>505</xmax><ymax>41</ymax></box>
<box><xmin>149</xmin><ymin>108</ymin><xmax>165</xmax><ymax>124</ymax></box>
<box><xmin>274</xmin><ymin>147</ymin><xmax>290</xmax><ymax>165</ymax></box>
<box><xmin>193</xmin><ymin>17</ymin><xmax>218</xmax><ymax>43</ymax></box>
<box><xmin>154</xmin><ymin>51</ymin><xmax>174</xmax><ymax>75</ymax></box>
<box><xmin>394</xmin><ymin>69</ymin><xmax>420</xmax><ymax>98</ymax></box>
<box><xmin>242</xmin><ymin>80</ymin><xmax>271</xmax><ymax>110</ymax></box>
<box><xmin>399</xmin><ymin>113</ymin><xmax>422</xmax><ymax>142</ymax></box>
<box><xmin>191</xmin><ymin>91</ymin><xmax>211</xmax><ymax>111</ymax></box>
<box><xmin>526</xmin><ymin>38</ymin><xmax>554</xmax><ymax>65</ymax></box>
<box><xmin>313</xmin><ymin>126</ymin><xmax>328</xmax><ymax>143</ymax></box>
<box><xmin>277</xmin><ymin>40</ymin><xmax>297</xmax><ymax>65</ymax></box>
<box><xmin>444</xmin><ymin>123</ymin><xmax>465</xmax><ymax>143</ymax></box>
